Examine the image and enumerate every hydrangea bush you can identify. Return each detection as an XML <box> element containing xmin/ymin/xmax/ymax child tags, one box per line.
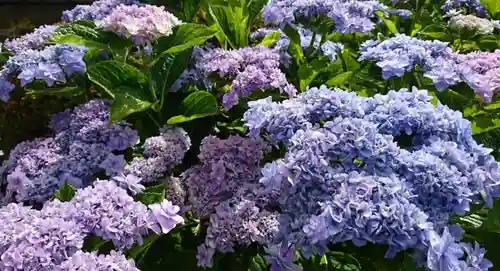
<box><xmin>1</xmin><ymin>0</ymin><xmax>500</xmax><ymax>270</ymax></box>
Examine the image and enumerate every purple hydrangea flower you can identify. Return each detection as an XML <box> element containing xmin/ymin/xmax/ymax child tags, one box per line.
<box><xmin>99</xmin><ymin>4</ymin><xmax>182</xmax><ymax>45</ymax></box>
<box><xmin>195</xmin><ymin>46</ymin><xmax>296</xmax><ymax>109</ymax></box>
<box><xmin>123</xmin><ymin>125</ymin><xmax>191</xmax><ymax>183</ymax></box>
<box><xmin>1</xmin><ymin>100</ymin><xmax>138</xmax><ymax>203</ymax></box>
<box><xmin>0</xmin><ymin>203</ymin><xmax>85</xmax><ymax>271</ymax></box>
<box><xmin>68</xmin><ymin>180</ymin><xmax>152</xmax><ymax>249</ymax></box>
<box><xmin>198</xmin><ymin>197</ymin><xmax>279</xmax><ymax>267</ymax></box>
<box><xmin>456</xmin><ymin>50</ymin><xmax>500</xmax><ymax>103</ymax></box>
<box><xmin>183</xmin><ymin>135</ymin><xmax>266</xmax><ymax>218</ymax></box>
<box><xmin>4</xmin><ymin>25</ymin><xmax>57</xmax><ymax>54</ymax></box>
<box><xmin>57</xmin><ymin>250</ymin><xmax>140</xmax><ymax>271</ymax></box>
<box><xmin>147</xmin><ymin>199</ymin><xmax>184</xmax><ymax>234</ymax></box>
<box><xmin>100</xmin><ymin>153</ymin><xmax>127</xmax><ymax>176</ymax></box>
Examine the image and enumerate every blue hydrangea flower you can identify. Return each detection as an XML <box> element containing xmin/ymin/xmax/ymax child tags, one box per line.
<box><xmin>244</xmin><ymin>85</ymin><xmax>498</xmax><ymax>269</ymax></box>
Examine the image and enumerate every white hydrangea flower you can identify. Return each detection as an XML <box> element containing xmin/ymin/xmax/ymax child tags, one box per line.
<box><xmin>449</xmin><ymin>14</ymin><xmax>495</xmax><ymax>35</ymax></box>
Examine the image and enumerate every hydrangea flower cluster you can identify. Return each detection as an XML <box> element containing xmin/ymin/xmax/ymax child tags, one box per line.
<box><xmin>0</xmin><ymin>44</ymin><xmax>88</xmax><ymax>102</ymax></box>
<box><xmin>0</xmin><ymin>179</ymin><xmax>183</xmax><ymax>270</ymax></box>
<box><xmin>182</xmin><ymin>135</ymin><xmax>266</xmax><ymax>218</ymax></box>
<box><xmin>0</xmin><ymin>99</ymin><xmax>139</xmax><ymax>203</ymax></box>
<box><xmin>99</xmin><ymin>4</ymin><xmax>182</xmax><ymax>45</ymax></box>
<box><xmin>359</xmin><ymin>34</ymin><xmax>461</xmax><ymax>91</ymax></box>
<box><xmin>243</xmin><ymin>85</ymin><xmax>499</xmax><ymax>269</ymax></box>
<box><xmin>456</xmin><ymin>50</ymin><xmax>500</xmax><ymax>103</ymax></box>
<box><xmin>4</xmin><ymin>25</ymin><xmax>57</xmax><ymax>54</ymax></box>
<box><xmin>448</xmin><ymin>14</ymin><xmax>496</xmax><ymax>34</ymax></box>
<box><xmin>63</xmin><ymin>180</ymin><xmax>183</xmax><ymax>249</ymax></box>
<box><xmin>57</xmin><ymin>250</ymin><xmax>140</xmax><ymax>271</ymax></box>
<box><xmin>123</xmin><ymin>125</ymin><xmax>191</xmax><ymax>184</ymax></box>
<box><xmin>68</xmin><ymin>180</ymin><xmax>153</xmax><ymax>249</ymax></box>
<box><xmin>425</xmin><ymin>227</ymin><xmax>493</xmax><ymax>271</ymax></box>
<box><xmin>197</xmin><ymin>197</ymin><xmax>280</xmax><ymax>268</ymax></box>
<box><xmin>441</xmin><ymin>0</ymin><xmax>487</xmax><ymax>17</ymax></box>
<box><xmin>262</xmin><ymin>0</ymin><xmax>406</xmax><ymax>34</ymax></box>
<box><xmin>182</xmin><ymin>135</ymin><xmax>280</xmax><ymax>267</ymax></box>
<box><xmin>0</xmin><ymin>203</ymin><xmax>85</xmax><ymax>271</ymax></box>
<box><xmin>62</xmin><ymin>0</ymin><xmax>139</xmax><ymax>22</ymax></box>
<box><xmin>195</xmin><ymin>46</ymin><xmax>296</xmax><ymax>109</ymax></box>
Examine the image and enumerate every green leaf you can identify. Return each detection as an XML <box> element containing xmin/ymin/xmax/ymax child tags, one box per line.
<box><xmin>127</xmin><ymin>234</ymin><xmax>161</xmax><ymax>262</ymax></box>
<box><xmin>419</xmin><ymin>31</ymin><xmax>452</xmax><ymax>41</ymax></box>
<box><xmin>136</xmin><ymin>184</ymin><xmax>166</xmax><ymax>205</ymax></box>
<box><xmin>182</xmin><ymin>0</ymin><xmax>202</xmax><ymax>21</ymax></box>
<box><xmin>52</xmin><ymin>21</ymin><xmax>131</xmax><ymax>59</ymax></box>
<box><xmin>480</xmin><ymin>199</ymin><xmax>500</xmax><ymax>231</ymax></box>
<box><xmin>283</xmin><ymin>25</ymin><xmax>304</xmax><ymax>64</ymax></box>
<box><xmin>0</xmin><ymin>52</ymin><xmax>10</xmax><ymax>65</ymax></box>
<box><xmin>110</xmin><ymin>86</ymin><xmax>152</xmax><ymax>123</ymax></box>
<box><xmin>206</xmin><ymin>1</ymin><xmax>249</xmax><ymax>48</ymax></box>
<box><xmin>52</xmin><ymin>20</ymin><xmax>102</xmax><ymax>41</ymax></box>
<box><xmin>151</xmin><ymin>49</ymin><xmax>193</xmax><ymax>111</ymax></box>
<box><xmin>167</xmin><ymin>91</ymin><xmax>219</xmax><ymax>125</ymax></box>
<box><xmin>53</xmin><ymin>183</ymin><xmax>77</xmax><ymax>202</ymax></box>
<box><xmin>410</xmin><ymin>23</ymin><xmax>422</xmax><ymax>37</ymax></box>
<box><xmin>257</xmin><ymin>31</ymin><xmax>281</xmax><ymax>47</ymax></box>
<box><xmin>298</xmin><ymin>58</ymin><xmax>329</xmax><ymax>91</ymax></box>
<box><xmin>471</xmin><ymin>115</ymin><xmax>500</xmax><ymax>135</ymax></box>
<box><xmin>481</xmin><ymin>0</ymin><xmax>500</xmax><ymax>18</ymax></box>
<box><xmin>87</xmin><ymin>61</ymin><xmax>148</xmax><ymax>97</ymax></box>
<box><xmin>83</xmin><ymin>236</ymin><xmax>109</xmax><ymax>252</ymax></box>
<box><xmin>376</xmin><ymin>11</ymin><xmax>398</xmax><ymax>34</ymax></box>
<box><xmin>25</xmin><ymin>86</ymin><xmax>85</xmax><ymax>97</ymax></box>
<box><xmin>327</xmin><ymin>71</ymin><xmax>353</xmax><ymax>87</ymax></box>
<box><xmin>248</xmin><ymin>254</ymin><xmax>267</xmax><ymax>271</ymax></box>
<box><xmin>155</xmin><ymin>23</ymin><xmax>218</xmax><ymax>56</ymax></box>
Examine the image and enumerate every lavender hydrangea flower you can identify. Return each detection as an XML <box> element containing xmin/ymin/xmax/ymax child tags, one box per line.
<box><xmin>68</xmin><ymin>180</ymin><xmax>152</xmax><ymax>249</ymax></box>
<box><xmin>57</xmin><ymin>250</ymin><xmax>140</xmax><ymax>271</ymax></box>
<box><xmin>148</xmin><ymin>199</ymin><xmax>184</xmax><ymax>234</ymax></box>
<box><xmin>62</xmin><ymin>0</ymin><xmax>139</xmax><ymax>22</ymax></box>
<box><xmin>123</xmin><ymin>125</ymin><xmax>191</xmax><ymax>183</ymax></box>
<box><xmin>1</xmin><ymin>100</ymin><xmax>138</xmax><ymax>203</ymax></box>
<box><xmin>111</xmin><ymin>173</ymin><xmax>145</xmax><ymax>195</ymax></box>
<box><xmin>264</xmin><ymin>243</ymin><xmax>302</xmax><ymax>271</ymax></box>
<box><xmin>198</xmin><ymin>197</ymin><xmax>280</xmax><ymax>267</ymax></box>
<box><xmin>100</xmin><ymin>153</ymin><xmax>127</xmax><ymax>176</ymax></box>
<box><xmin>183</xmin><ymin>135</ymin><xmax>266</xmax><ymax>218</ymax></box>
<box><xmin>4</xmin><ymin>25</ymin><xmax>57</xmax><ymax>54</ymax></box>
<box><xmin>99</xmin><ymin>4</ymin><xmax>182</xmax><ymax>45</ymax></box>
<box><xmin>456</xmin><ymin>50</ymin><xmax>500</xmax><ymax>103</ymax></box>
<box><xmin>0</xmin><ymin>204</ymin><xmax>85</xmax><ymax>271</ymax></box>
